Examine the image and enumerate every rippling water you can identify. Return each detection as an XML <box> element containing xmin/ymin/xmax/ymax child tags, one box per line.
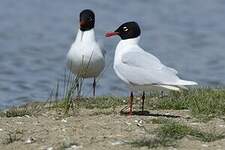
<box><xmin>0</xmin><ymin>0</ymin><xmax>225</xmax><ymax>108</ymax></box>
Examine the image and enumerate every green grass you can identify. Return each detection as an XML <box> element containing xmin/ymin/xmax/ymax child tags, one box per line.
<box><xmin>52</xmin><ymin>96</ymin><xmax>126</xmax><ymax>112</ymax></box>
<box><xmin>151</xmin><ymin>118</ymin><xmax>171</xmax><ymax>124</ymax></box>
<box><xmin>0</xmin><ymin>102</ymin><xmax>44</xmax><ymax>118</ymax></box>
<box><xmin>131</xmin><ymin>120</ymin><xmax>225</xmax><ymax>148</ymax></box>
<box><xmin>4</xmin><ymin>107</ymin><xmax>31</xmax><ymax>117</ymax></box>
<box><xmin>50</xmin><ymin>87</ymin><xmax>225</xmax><ymax>119</ymax></box>
<box><xmin>3</xmin><ymin>130</ymin><xmax>23</xmax><ymax>144</ymax></box>
<box><xmin>158</xmin><ymin>121</ymin><xmax>225</xmax><ymax>142</ymax></box>
<box><xmin>145</xmin><ymin>88</ymin><xmax>225</xmax><ymax>120</ymax></box>
<box><xmin>48</xmin><ymin>69</ymin><xmax>82</xmax><ymax>114</ymax></box>
<box><xmin>3</xmin><ymin>87</ymin><xmax>225</xmax><ymax>119</ymax></box>
<box><xmin>130</xmin><ymin>138</ymin><xmax>174</xmax><ymax>148</ymax></box>
<box><xmin>78</xmin><ymin>96</ymin><xmax>126</xmax><ymax>109</ymax></box>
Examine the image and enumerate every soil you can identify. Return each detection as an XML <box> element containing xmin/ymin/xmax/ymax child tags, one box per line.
<box><xmin>0</xmin><ymin>104</ymin><xmax>225</xmax><ymax>150</ymax></box>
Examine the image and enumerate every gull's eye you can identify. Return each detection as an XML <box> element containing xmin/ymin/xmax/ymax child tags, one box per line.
<box><xmin>123</xmin><ymin>26</ymin><xmax>128</xmax><ymax>32</ymax></box>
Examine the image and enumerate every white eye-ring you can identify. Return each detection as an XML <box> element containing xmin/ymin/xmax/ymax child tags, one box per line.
<box><xmin>123</xmin><ymin>26</ymin><xmax>128</xmax><ymax>32</ymax></box>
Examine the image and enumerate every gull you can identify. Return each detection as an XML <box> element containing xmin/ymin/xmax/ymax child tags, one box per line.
<box><xmin>105</xmin><ymin>21</ymin><xmax>197</xmax><ymax>115</ymax></box>
<box><xmin>67</xmin><ymin>9</ymin><xmax>105</xmax><ymax>96</ymax></box>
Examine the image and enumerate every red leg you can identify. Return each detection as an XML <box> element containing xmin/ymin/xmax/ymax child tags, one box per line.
<box><xmin>141</xmin><ymin>91</ymin><xmax>145</xmax><ymax>112</ymax></box>
<box><xmin>129</xmin><ymin>92</ymin><xmax>134</xmax><ymax>116</ymax></box>
<box><xmin>93</xmin><ymin>78</ymin><xmax>96</xmax><ymax>97</ymax></box>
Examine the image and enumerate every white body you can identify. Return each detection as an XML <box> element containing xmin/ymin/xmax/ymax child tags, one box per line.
<box><xmin>67</xmin><ymin>29</ymin><xmax>105</xmax><ymax>78</ymax></box>
<box><xmin>113</xmin><ymin>36</ymin><xmax>197</xmax><ymax>92</ymax></box>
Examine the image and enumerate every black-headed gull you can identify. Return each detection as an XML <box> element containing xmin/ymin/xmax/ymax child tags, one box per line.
<box><xmin>67</xmin><ymin>9</ymin><xmax>105</xmax><ymax>96</ymax></box>
<box><xmin>105</xmin><ymin>21</ymin><xmax>197</xmax><ymax>115</ymax></box>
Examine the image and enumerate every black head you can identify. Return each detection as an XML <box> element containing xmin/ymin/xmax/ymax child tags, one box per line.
<box><xmin>79</xmin><ymin>9</ymin><xmax>95</xmax><ymax>31</ymax></box>
<box><xmin>105</xmin><ymin>21</ymin><xmax>141</xmax><ymax>40</ymax></box>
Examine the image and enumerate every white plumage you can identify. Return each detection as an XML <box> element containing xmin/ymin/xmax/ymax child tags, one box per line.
<box><xmin>113</xmin><ymin>36</ymin><xmax>197</xmax><ymax>92</ymax></box>
<box><xmin>67</xmin><ymin>29</ymin><xmax>105</xmax><ymax>78</ymax></box>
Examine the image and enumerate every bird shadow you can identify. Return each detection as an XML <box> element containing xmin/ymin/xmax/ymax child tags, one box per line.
<box><xmin>120</xmin><ymin>110</ymin><xmax>181</xmax><ymax>118</ymax></box>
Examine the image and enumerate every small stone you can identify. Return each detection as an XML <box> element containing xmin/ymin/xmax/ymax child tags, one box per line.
<box><xmin>0</xmin><ymin>129</ymin><xmax>3</xmax><ymax>131</ymax></box>
<box><xmin>202</xmin><ymin>144</ymin><xmax>208</xmax><ymax>147</ymax></box>
<box><xmin>111</xmin><ymin>141</ymin><xmax>123</xmax><ymax>145</ymax></box>
<box><xmin>61</xmin><ymin>119</ymin><xmax>67</xmax><ymax>123</ymax></box>
<box><xmin>219</xmin><ymin>124</ymin><xmax>225</xmax><ymax>128</ymax></box>
<box><xmin>47</xmin><ymin>147</ymin><xmax>53</xmax><ymax>150</ymax></box>
<box><xmin>184</xmin><ymin>115</ymin><xmax>191</xmax><ymax>119</ymax></box>
<box><xmin>25</xmin><ymin>137</ymin><xmax>35</xmax><ymax>144</ymax></box>
<box><xmin>190</xmin><ymin>122</ymin><xmax>199</xmax><ymax>125</ymax></box>
<box><xmin>65</xmin><ymin>145</ymin><xmax>82</xmax><ymax>150</ymax></box>
<box><xmin>137</xmin><ymin>120</ymin><xmax>143</xmax><ymax>127</ymax></box>
<box><xmin>126</xmin><ymin>122</ymin><xmax>131</xmax><ymax>125</ymax></box>
<box><xmin>16</xmin><ymin>122</ymin><xmax>22</xmax><ymax>125</ymax></box>
<box><xmin>25</xmin><ymin>115</ymin><xmax>31</xmax><ymax>118</ymax></box>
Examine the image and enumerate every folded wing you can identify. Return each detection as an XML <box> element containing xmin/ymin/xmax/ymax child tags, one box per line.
<box><xmin>116</xmin><ymin>46</ymin><xmax>197</xmax><ymax>86</ymax></box>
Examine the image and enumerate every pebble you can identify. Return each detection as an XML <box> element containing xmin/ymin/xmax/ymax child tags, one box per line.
<box><xmin>219</xmin><ymin>124</ymin><xmax>225</xmax><ymax>128</ymax></box>
<box><xmin>0</xmin><ymin>128</ymin><xmax>3</xmax><ymax>131</ymax></box>
<box><xmin>202</xmin><ymin>144</ymin><xmax>208</xmax><ymax>147</ymax></box>
<box><xmin>190</xmin><ymin>122</ymin><xmax>199</xmax><ymax>125</ymax></box>
<box><xmin>25</xmin><ymin>137</ymin><xmax>35</xmax><ymax>144</ymax></box>
<box><xmin>61</xmin><ymin>119</ymin><xmax>67</xmax><ymax>123</ymax></box>
<box><xmin>111</xmin><ymin>141</ymin><xmax>123</xmax><ymax>145</ymax></box>
<box><xmin>65</xmin><ymin>145</ymin><xmax>83</xmax><ymax>150</ymax></box>
<box><xmin>25</xmin><ymin>115</ymin><xmax>31</xmax><ymax>118</ymax></box>
<box><xmin>47</xmin><ymin>147</ymin><xmax>53</xmax><ymax>150</ymax></box>
<box><xmin>16</xmin><ymin>122</ymin><xmax>23</xmax><ymax>125</ymax></box>
<box><xmin>136</xmin><ymin>120</ymin><xmax>143</xmax><ymax>127</ymax></box>
<box><xmin>125</xmin><ymin>122</ymin><xmax>131</xmax><ymax>125</ymax></box>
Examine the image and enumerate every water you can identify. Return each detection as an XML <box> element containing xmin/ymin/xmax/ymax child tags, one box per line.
<box><xmin>0</xmin><ymin>0</ymin><xmax>225</xmax><ymax>108</ymax></box>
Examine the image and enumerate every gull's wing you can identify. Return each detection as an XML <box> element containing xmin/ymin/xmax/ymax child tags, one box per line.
<box><xmin>115</xmin><ymin>46</ymin><xmax>196</xmax><ymax>86</ymax></box>
<box><xmin>122</xmin><ymin>47</ymin><xmax>178</xmax><ymax>74</ymax></box>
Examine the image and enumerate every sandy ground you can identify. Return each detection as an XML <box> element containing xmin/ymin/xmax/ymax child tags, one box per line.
<box><xmin>1</xmin><ymin>104</ymin><xmax>225</xmax><ymax>150</ymax></box>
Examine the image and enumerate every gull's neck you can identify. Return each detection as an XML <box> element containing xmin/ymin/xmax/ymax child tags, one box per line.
<box><xmin>114</xmin><ymin>36</ymin><xmax>141</xmax><ymax>64</ymax></box>
<box><xmin>75</xmin><ymin>28</ymin><xmax>96</xmax><ymax>43</ymax></box>
<box><xmin>119</xmin><ymin>36</ymin><xmax>140</xmax><ymax>45</ymax></box>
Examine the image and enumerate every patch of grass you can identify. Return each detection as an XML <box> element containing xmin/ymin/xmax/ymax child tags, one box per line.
<box><xmin>0</xmin><ymin>102</ymin><xmax>45</xmax><ymax>118</ymax></box>
<box><xmin>157</xmin><ymin>121</ymin><xmax>190</xmax><ymax>140</ymax></box>
<box><xmin>131</xmin><ymin>120</ymin><xmax>225</xmax><ymax>148</ymax></box>
<box><xmin>52</xmin><ymin>96</ymin><xmax>125</xmax><ymax>109</ymax></box>
<box><xmin>3</xmin><ymin>130</ymin><xmax>23</xmax><ymax>144</ymax></box>
<box><xmin>48</xmin><ymin>69</ymin><xmax>82</xmax><ymax>114</ymax></box>
<box><xmin>78</xmin><ymin>96</ymin><xmax>125</xmax><ymax>109</ymax></box>
<box><xmin>189</xmin><ymin>128</ymin><xmax>225</xmax><ymax>142</ymax></box>
<box><xmin>90</xmin><ymin>109</ymin><xmax>115</xmax><ymax>116</ymax></box>
<box><xmin>158</xmin><ymin>120</ymin><xmax>225</xmax><ymax>142</ymax></box>
<box><xmin>130</xmin><ymin>138</ymin><xmax>174</xmax><ymax>149</ymax></box>
<box><xmin>151</xmin><ymin>118</ymin><xmax>171</xmax><ymax>124</ymax></box>
<box><xmin>3</xmin><ymin>107</ymin><xmax>31</xmax><ymax>118</ymax></box>
<box><xmin>145</xmin><ymin>88</ymin><xmax>225</xmax><ymax>120</ymax></box>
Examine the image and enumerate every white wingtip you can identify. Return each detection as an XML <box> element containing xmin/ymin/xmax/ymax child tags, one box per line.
<box><xmin>177</xmin><ymin>80</ymin><xmax>198</xmax><ymax>86</ymax></box>
<box><xmin>160</xmin><ymin>85</ymin><xmax>181</xmax><ymax>91</ymax></box>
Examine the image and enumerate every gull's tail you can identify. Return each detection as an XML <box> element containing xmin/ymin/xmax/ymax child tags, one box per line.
<box><xmin>176</xmin><ymin>79</ymin><xmax>198</xmax><ymax>86</ymax></box>
<box><xmin>159</xmin><ymin>79</ymin><xmax>197</xmax><ymax>91</ymax></box>
<box><xmin>159</xmin><ymin>85</ymin><xmax>181</xmax><ymax>91</ymax></box>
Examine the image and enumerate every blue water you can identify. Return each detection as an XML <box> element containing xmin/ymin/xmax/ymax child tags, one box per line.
<box><xmin>0</xmin><ymin>0</ymin><xmax>225</xmax><ymax>108</ymax></box>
